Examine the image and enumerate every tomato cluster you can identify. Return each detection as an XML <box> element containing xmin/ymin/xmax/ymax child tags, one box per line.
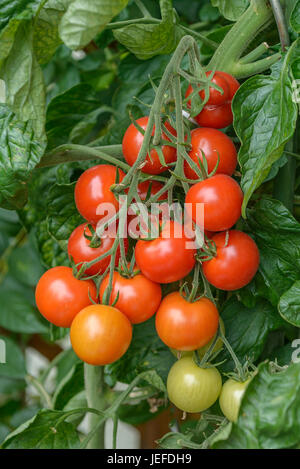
<box><xmin>35</xmin><ymin>70</ymin><xmax>258</xmax><ymax>421</ymax></box>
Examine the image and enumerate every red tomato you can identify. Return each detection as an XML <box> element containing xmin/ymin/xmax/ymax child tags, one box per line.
<box><xmin>185</xmin><ymin>174</ymin><xmax>243</xmax><ymax>232</ymax></box>
<box><xmin>70</xmin><ymin>304</ymin><xmax>132</xmax><ymax>365</ymax></box>
<box><xmin>202</xmin><ymin>230</ymin><xmax>260</xmax><ymax>291</ymax></box>
<box><xmin>199</xmin><ymin>71</ymin><xmax>230</xmax><ymax>106</ymax></box>
<box><xmin>74</xmin><ymin>164</ymin><xmax>125</xmax><ymax>224</ymax></box>
<box><xmin>68</xmin><ymin>223</ymin><xmax>128</xmax><ymax>276</ymax></box>
<box><xmin>184</xmin><ymin>128</ymin><xmax>237</xmax><ymax>179</ymax></box>
<box><xmin>156</xmin><ymin>292</ymin><xmax>219</xmax><ymax>350</ymax></box>
<box><xmin>35</xmin><ymin>266</ymin><xmax>98</xmax><ymax>327</ymax></box>
<box><xmin>137</xmin><ymin>180</ymin><xmax>167</xmax><ymax>201</ymax></box>
<box><xmin>185</xmin><ymin>71</ymin><xmax>240</xmax><ymax>129</ymax></box>
<box><xmin>194</xmin><ymin>102</ymin><xmax>233</xmax><ymax>129</ymax></box>
<box><xmin>100</xmin><ymin>268</ymin><xmax>162</xmax><ymax>324</ymax></box>
<box><xmin>135</xmin><ymin>220</ymin><xmax>196</xmax><ymax>283</ymax></box>
<box><xmin>122</xmin><ymin>116</ymin><xmax>177</xmax><ymax>175</ymax></box>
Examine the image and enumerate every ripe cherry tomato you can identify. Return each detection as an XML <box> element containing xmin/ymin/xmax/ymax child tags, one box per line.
<box><xmin>68</xmin><ymin>223</ymin><xmax>128</xmax><ymax>276</ymax></box>
<box><xmin>199</xmin><ymin>71</ymin><xmax>230</xmax><ymax>106</ymax></box>
<box><xmin>137</xmin><ymin>180</ymin><xmax>167</xmax><ymax>201</ymax></box>
<box><xmin>35</xmin><ymin>266</ymin><xmax>98</xmax><ymax>327</ymax></box>
<box><xmin>135</xmin><ymin>220</ymin><xmax>196</xmax><ymax>283</ymax></box>
<box><xmin>170</xmin><ymin>316</ymin><xmax>225</xmax><ymax>358</ymax></box>
<box><xmin>202</xmin><ymin>230</ymin><xmax>260</xmax><ymax>291</ymax></box>
<box><xmin>122</xmin><ymin>116</ymin><xmax>177</xmax><ymax>175</ymax></box>
<box><xmin>185</xmin><ymin>71</ymin><xmax>240</xmax><ymax>129</ymax></box>
<box><xmin>70</xmin><ymin>304</ymin><xmax>132</xmax><ymax>365</ymax></box>
<box><xmin>185</xmin><ymin>174</ymin><xmax>243</xmax><ymax>232</ymax></box>
<box><xmin>99</xmin><ymin>268</ymin><xmax>162</xmax><ymax>324</ymax></box>
<box><xmin>167</xmin><ymin>356</ymin><xmax>222</xmax><ymax>413</ymax></box>
<box><xmin>184</xmin><ymin>128</ymin><xmax>237</xmax><ymax>179</ymax></box>
<box><xmin>156</xmin><ymin>292</ymin><xmax>219</xmax><ymax>350</ymax></box>
<box><xmin>74</xmin><ymin>164</ymin><xmax>125</xmax><ymax>224</ymax></box>
<box><xmin>219</xmin><ymin>378</ymin><xmax>251</xmax><ymax>422</ymax></box>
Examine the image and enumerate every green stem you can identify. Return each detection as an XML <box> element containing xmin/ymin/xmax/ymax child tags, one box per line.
<box><xmin>84</xmin><ymin>365</ymin><xmax>107</xmax><ymax>449</ymax></box>
<box><xmin>269</xmin><ymin>0</ymin><xmax>290</xmax><ymax>51</ymax></box>
<box><xmin>208</xmin><ymin>0</ymin><xmax>276</xmax><ymax>78</ymax></box>
<box><xmin>239</xmin><ymin>42</ymin><xmax>269</xmax><ymax>64</ymax></box>
<box><xmin>179</xmin><ymin>25</ymin><xmax>219</xmax><ymax>50</ymax></box>
<box><xmin>38</xmin><ymin>144</ymin><xmax>128</xmax><ymax>171</ymax></box>
<box><xmin>135</xmin><ymin>0</ymin><xmax>152</xmax><ymax>17</ymax></box>
<box><xmin>26</xmin><ymin>375</ymin><xmax>53</xmax><ymax>409</ymax></box>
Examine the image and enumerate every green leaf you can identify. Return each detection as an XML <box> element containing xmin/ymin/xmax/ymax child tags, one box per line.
<box><xmin>0</xmin><ymin>0</ymin><xmax>41</xmax><ymax>65</ymax></box>
<box><xmin>59</xmin><ymin>0</ymin><xmax>129</xmax><ymax>50</ymax></box>
<box><xmin>0</xmin><ymin>288</ymin><xmax>48</xmax><ymax>334</ymax></box>
<box><xmin>247</xmin><ymin>196</ymin><xmax>300</xmax><ymax>305</ymax></box>
<box><xmin>46</xmin><ymin>83</ymin><xmax>100</xmax><ymax>149</ymax></box>
<box><xmin>211</xmin><ymin>0</ymin><xmax>249</xmax><ymax>21</ymax></box>
<box><xmin>278</xmin><ymin>281</ymin><xmax>300</xmax><ymax>327</ymax></box>
<box><xmin>8</xmin><ymin>235</ymin><xmax>45</xmax><ymax>287</ymax></box>
<box><xmin>290</xmin><ymin>0</ymin><xmax>300</xmax><ymax>32</ymax></box>
<box><xmin>0</xmin><ymin>335</ymin><xmax>26</xmax><ymax>380</ymax></box>
<box><xmin>53</xmin><ymin>362</ymin><xmax>84</xmax><ymax>410</ymax></box>
<box><xmin>34</xmin><ymin>0</ymin><xmax>69</xmax><ymax>64</ymax></box>
<box><xmin>141</xmin><ymin>370</ymin><xmax>167</xmax><ymax>395</ymax></box>
<box><xmin>157</xmin><ymin>432</ymin><xmax>196</xmax><ymax>449</ymax></box>
<box><xmin>46</xmin><ymin>182</ymin><xmax>83</xmax><ymax>251</ymax></box>
<box><xmin>114</xmin><ymin>21</ymin><xmax>183</xmax><ymax>60</ymax></box>
<box><xmin>36</xmin><ymin>219</ymin><xmax>69</xmax><ymax>268</ymax></box>
<box><xmin>0</xmin><ymin>21</ymin><xmax>46</xmax><ymax>139</ymax></box>
<box><xmin>118</xmin><ymin>398</ymin><xmax>165</xmax><ymax>426</ymax></box>
<box><xmin>0</xmin><ymin>104</ymin><xmax>46</xmax><ymax>209</ymax></box>
<box><xmin>2</xmin><ymin>409</ymin><xmax>80</xmax><ymax>449</ymax></box>
<box><xmin>212</xmin><ymin>362</ymin><xmax>300</xmax><ymax>449</ymax></box>
<box><xmin>219</xmin><ymin>297</ymin><xmax>284</xmax><ymax>372</ymax></box>
<box><xmin>105</xmin><ymin>316</ymin><xmax>176</xmax><ymax>385</ymax></box>
<box><xmin>233</xmin><ymin>42</ymin><xmax>299</xmax><ymax>217</ymax></box>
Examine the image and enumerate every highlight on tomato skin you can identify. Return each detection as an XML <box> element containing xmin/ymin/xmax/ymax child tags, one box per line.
<box><xmin>35</xmin><ymin>266</ymin><xmax>98</xmax><ymax>328</ymax></box>
<box><xmin>74</xmin><ymin>164</ymin><xmax>125</xmax><ymax>224</ymax></box>
<box><xmin>70</xmin><ymin>304</ymin><xmax>132</xmax><ymax>366</ymax></box>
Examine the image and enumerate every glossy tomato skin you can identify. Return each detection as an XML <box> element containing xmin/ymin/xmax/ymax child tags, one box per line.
<box><xmin>170</xmin><ymin>316</ymin><xmax>225</xmax><ymax>358</ymax></box>
<box><xmin>68</xmin><ymin>223</ymin><xmax>128</xmax><ymax>276</ymax></box>
<box><xmin>35</xmin><ymin>266</ymin><xmax>98</xmax><ymax>327</ymax></box>
<box><xmin>122</xmin><ymin>116</ymin><xmax>177</xmax><ymax>175</ymax></box>
<box><xmin>199</xmin><ymin>71</ymin><xmax>230</xmax><ymax>106</ymax></box>
<box><xmin>186</xmin><ymin>71</ymin><xmax>240</xmax><ymax>129</ymax></box>
<box><xmin>75</xmin><ymin>164</ymin><xmax>125</xmax><ymax>224</ymax></box>
<box><xmin>167</xmin><ymin>356</ymin><xmax>222</xmax><ymax>413</ymax></box>
<box><xmin>135</xmin><ymin>220</ymin><xmax>196</xmax><ymax>283</ymax></box>
<box><xmin>219</xmin><ymin>378</ymin><xmax>250</xmax><ymax>422</ymax></box>
<box><xmin>194</xmin><ymin>102</ymin><xmax>233</xmax><ymax>129</ymax></box>
<box><xmin>70</xmin><ymin>304</ymin><xmax>132</xmax><ymax>365</ymax></box>
<box><xmin>184</xmin><ymin>128</ymin><xmax>237</xmax><ymax>179</ymax></box>
<box><xmin>156</xmin><ymin>292</ymin><xmax>219</xmax><ymax>350</ymax></box>
<box><xmin>202</xmin><ymin>230</ymin><xmax>260</xmax><ymax>291</ymax></box>
<box><xmin>99</xmin><ymin>269</ymin><xmax>162</xmax><ymax>324</ymax></box>
<box><xmin>185</xmin><ymin>174</ymin><xmax>243</xmax><ymax>232</ymax></box>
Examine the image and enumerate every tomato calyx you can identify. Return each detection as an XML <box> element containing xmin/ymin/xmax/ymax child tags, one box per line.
<box><xmin>83</xmin><ymin>223</ymin><xmax>102</xmax><ymax>249</ymax></box>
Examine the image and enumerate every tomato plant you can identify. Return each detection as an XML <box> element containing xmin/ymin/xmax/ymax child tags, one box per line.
<box><xmin>0</xmin><ymin>0</ymin><xmax>300</xmax><ymax>453</ymax></box>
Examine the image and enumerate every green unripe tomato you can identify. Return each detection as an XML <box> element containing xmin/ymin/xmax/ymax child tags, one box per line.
<box><xmin>219</xmin><ymin>378</ymin><xmax>250</xmax><ymax>422</ymax></box>
<box><xmin>170</xmin><ymin>317</ymin><xmax>225</xmax><ymax>359</ymax></box>
<box><xmin>167</xmin><ymin>356</ymin><xmax>222</xmax><ymax>413</ymax></box>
